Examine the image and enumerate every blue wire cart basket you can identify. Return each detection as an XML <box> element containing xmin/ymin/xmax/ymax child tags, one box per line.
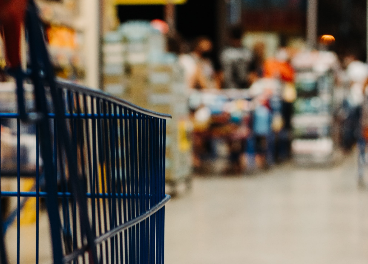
<box><xmin>0</xmin><ymin>79</ymin><xmax>171</xmax><ymax>263</ymax></box>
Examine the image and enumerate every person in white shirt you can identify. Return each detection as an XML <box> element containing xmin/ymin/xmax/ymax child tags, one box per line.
<box><xmin>345</xmin><ymin>55</ymin><xmax>368</xmax><ymax>107</ymax></box>
<box><xmin>179</xmin><ymin>37</ymin><xmax>218</xmax><ymax>90</ymax></box>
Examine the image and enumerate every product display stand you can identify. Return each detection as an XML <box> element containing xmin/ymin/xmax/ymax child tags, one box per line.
<box><xmin>291</xmin><ymin>52</ymin><xmax>336</xmax><ymax>165</ymax></box>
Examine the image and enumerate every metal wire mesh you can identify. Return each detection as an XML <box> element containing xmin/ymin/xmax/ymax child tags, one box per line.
<box><xmin>0</xmin><ymin>80</ymin><xmax>170</xmax><ymax>263</ymax></box>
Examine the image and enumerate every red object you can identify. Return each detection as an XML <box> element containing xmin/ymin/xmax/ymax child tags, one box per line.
<box><xmin>263</xmin><ymin>59</ymin><xmax>295</xmax><ymax>82</ymax></box>
<box><xmin>150</xmin><ymin>19</ymin><xmax>169</xmax><ymax>34</ymax></box>
<box><xmin>0</xmin><ymin>0</ymin><xmax>28</xmax><ymax>68</ymax></box>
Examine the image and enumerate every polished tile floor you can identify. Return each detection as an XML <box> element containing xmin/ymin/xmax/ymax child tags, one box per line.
<box><xmin>165</xmin><ymin>152</ymin><xmax>368</xmax><ymax>264</ymax></box>
<box><xmin>4</xmin><ymin>151</ymin><xmax>368</xmax><ymax>263</ymax></box>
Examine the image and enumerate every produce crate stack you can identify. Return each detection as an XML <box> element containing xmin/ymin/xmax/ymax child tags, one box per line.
<box><xmin>104</xmin><ymin>21</ymin><xmax>153</xmax><ymax>103</ymax></box>
<box><xmin>103</xmin><ymin>21</ymin><xmax>192</xmax><ymax>196</ymax></box>
<box><xmin>121</xmin><ymin>22</ymin><xmax>151</xmax><ymax>105</ymax></box>
<box><xmin>148</xmin><ymin>60</ymin><xmax>192</xmax><ymax>196</ymax></box>
<box><xmin>103</xmin><ymin>32</ymin><xmax>126</xmax><ymax>98</ymax></box>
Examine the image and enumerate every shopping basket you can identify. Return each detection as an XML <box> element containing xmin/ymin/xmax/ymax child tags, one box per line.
<box><xmin>0</xmin><ymin>0</ymin><xmax>171</xmax><ymax>263</ymax></box>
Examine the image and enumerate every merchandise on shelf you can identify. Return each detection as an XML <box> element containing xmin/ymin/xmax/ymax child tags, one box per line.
<box><xmin>0</xmin><ymin>1</ymin><xmax>85</xmax><ymax>83</ymax></box>
<box><xmin>36</xmin><ymin>0</ymin><xmax>86</xmax><ymax>83</ymax></box>
<box><xmin>189</xmin><ymin>81</ymin><xmax>292</xmax><ymax>173</ymax></box>
<box><xmin>103</xmin><ymin>32</ymin><xmax>125</xmax><ymax>97</ymax></box>
<box><xmin>36</xmin><ymin>0</ymin><xmax>80</xmax><ymax>28</ymax></box>
<box><xmin>119</xmin><ymin>53</ymin><xmax>192</xmax><ymax>190</ymax></box>
<box><xmin>102</xmin><ymin>21</ymin><xmax>191</xmax><ymax>194</ymax></box>
<box><xmin>0</xmin><ymin>38</ymin><xmax>6</xmax><ymax>82</ymax></box>
<box><xmin>47</xmin><ymin>25</ymin><xmax>85</xmax><ymax>81</ymax></box>
<box><xmin>103</xmin><ymin>21</ymin><xmax>170</xmax><ymax>102</ymax></box>
<box><xmin>147</xmin><ymin>59</ymin><xmax>192</xmax><ymax>194</ymax></box>
<box><xmin>291</xmin><ymin>50</ymin><xmax>338</xmax><ymax>164</ymax></box>
<box><xmin>0</xmin><ymin>38</ymin><xmax>4</xmax><ymax>68</ymax></box>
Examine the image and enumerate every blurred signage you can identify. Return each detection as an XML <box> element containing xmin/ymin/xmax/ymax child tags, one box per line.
<box><xmin>241</xmin><ymin>0</ymin><xmax>306</xmax><ymax>33</ymax></box>
<box><xmin>242</xmin><ymin>0</ymin><xmax>306</xmax><ymax>10</ymax></box>
<box><xmin>227</xmin><ymin>0</ymin><xmax>242</xmax><ymax>25</ymax></box>
<box><xmin>115</xmin><ymin>0</ymin><xmax>186</xmax><ymax>4</ymax></box>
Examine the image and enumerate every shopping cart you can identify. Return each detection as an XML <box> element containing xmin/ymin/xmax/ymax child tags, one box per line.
<box><xmin>0</xmin><ymin>0</ymin><xmax>171</xmax><ymax>263</ymax></box>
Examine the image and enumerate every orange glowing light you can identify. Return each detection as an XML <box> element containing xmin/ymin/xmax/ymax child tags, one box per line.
<box><xmin>319</xmin><ymin>35</ymin><xmax>335</xmax><ymax>45</ymax></box>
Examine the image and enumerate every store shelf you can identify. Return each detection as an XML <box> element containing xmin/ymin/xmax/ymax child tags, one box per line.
<box><xmin>292</xmin><ymin>114</ymin><xmax>332</xmax><ymax>128</ymax></box>
<box><xmin>291</xmin><ymin>51</ymin><xmax>337</xmax><ymax>165</ymax></box>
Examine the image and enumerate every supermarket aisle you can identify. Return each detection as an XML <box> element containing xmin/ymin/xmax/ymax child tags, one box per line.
<box><xmin>165</xmin><ymin>151</ymin><xmax>368</xmax><ymax>264</ymax></box>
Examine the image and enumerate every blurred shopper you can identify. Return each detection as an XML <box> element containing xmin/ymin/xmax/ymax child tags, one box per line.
<box><xmin>179</xmin><ymin>37</ymin><xmax>218</xmax><ymax>170</ymax></box>
<box><xmin>263</xmin><ymin>48</ymin><xmax>294</xmax><ymax>82</ymax></box>
<box><xmin>220</xmin><ymin>26</ymin><xmax>253</xmax><ymax>89</ymax></box>
<box><xmin>179</xmin><ymin>36</ymin><xmax>218</xmax><ymax>89</ymax></box>
<box><xmin>263</xmin><ymin>48</ymin><xmax>295</xmax><ymax>129</ymax></box>
<box><xmin>345</xmin><ymin>55</ymin><xmax>368</xmax><ymax>107</ymax></box>
<box><xmin>264</xmin><ymin>48</ymin><xmax>296</xmax><ymax>159</ymax></box>
<box><xmin>344</xmin><ymin>55</ymin><xmax>368</xmax><ymax>149</ymax></box>
<box><xmin>248</xmin><ymin>41</ymin><xmax>266</xmax><ymax>84</ymax></box>
<box><xmin>218</xmin><ymin>27</ymin><xmax>253</xmax><ymax>172</ymax></box>
<box><xmin>342</xmin><ymin>53</ymin><xmax>368</xmax><ymax>150</ymax></box>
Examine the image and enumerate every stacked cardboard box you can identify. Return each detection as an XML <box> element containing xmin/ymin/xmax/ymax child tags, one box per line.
<box><xmin>124</xmin><ymin>64</ymin><xmax>149</xmax><ymax>106</ymax></box>
<box><xmin>103</xmin><ymin>22</ymin><xmax>192</xmax><ymax>195</ymax></box>
<box><xmin>119</xmin><ymin>21</ymin><xmax>163</xmax><ymax>107</ymax></box>
<box><xmin>148</xmin><ymin>61</ymin><xmax>192</xmax><ymax>195</ymax></box>
<box><xmin>119</xmin><ymin>60</ymin><xmax>192</xmax><ymax>195</ymax></box>
<box><xmin>103</xmin><ymin>32</ymin><xmax>126</xmax><ymax>98</ymax></box>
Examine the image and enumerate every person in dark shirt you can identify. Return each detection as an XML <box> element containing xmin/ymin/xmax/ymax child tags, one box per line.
<box><xmin>220</xmin><ymin>26</ymin><xmax>253</xmax><ymax>89</ymax></box>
